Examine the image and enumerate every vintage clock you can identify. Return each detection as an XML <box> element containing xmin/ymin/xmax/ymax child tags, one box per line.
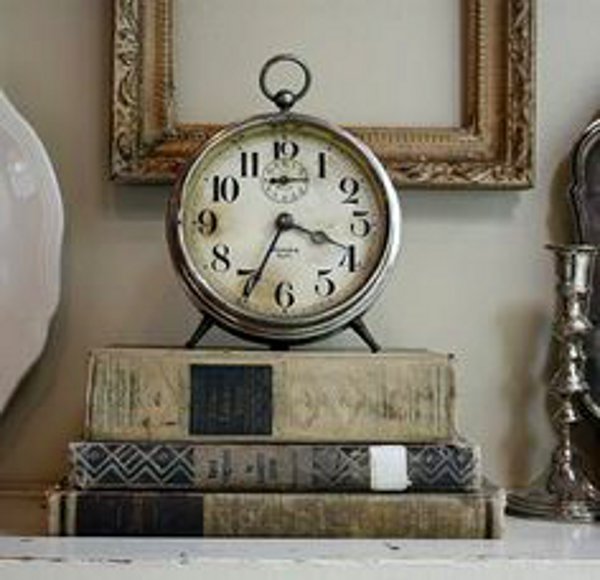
<box><xmin>167</xmin><ymin>55</ymin><xmax>401</xmax><ymax>351</ymax></box>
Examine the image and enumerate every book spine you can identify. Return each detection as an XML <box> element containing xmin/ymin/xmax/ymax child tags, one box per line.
<box><xmin>85</xmin><ymin>349</ymin><xmax>456</xmax><ymax>442</ymax></box>
<box><xmin>48</xmin><ymin>489</ymin><xmax>504</xmax><ymax>539</ymax></box>
<box><xmin>69</xmin><ymin>441</ymin><xmax>481</xmax><ymax>492</ymax></box>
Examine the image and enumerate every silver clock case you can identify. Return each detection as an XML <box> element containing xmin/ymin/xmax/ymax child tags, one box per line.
<box><xmin>167</xmin><ymin>111</ymin><xmax>402</xmax><ymax>347</ymax></box>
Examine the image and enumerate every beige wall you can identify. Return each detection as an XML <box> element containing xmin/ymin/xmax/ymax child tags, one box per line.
<box><xmin>1</xmin><ymin>1</ymin><xmax>600</xmax><ymax>532</ymax></box>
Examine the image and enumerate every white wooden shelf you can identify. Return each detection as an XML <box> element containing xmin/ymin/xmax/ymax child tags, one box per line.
<box><xmin>0</xmin><ymin>517</ymin><xmax>599</xmax><ymax>579</ymax></box>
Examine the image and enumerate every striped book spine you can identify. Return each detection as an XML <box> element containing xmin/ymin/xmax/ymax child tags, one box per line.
<box><xmin>48</xmin><ymin>486</ymin><xmax>505</xmax><ymax>539</ymax></box>
<box><xmin>69</xmin><ymin>441</ymin><xmax>481</xmax><ymax>492</ymax></box>
<box><xmin>85</xmin><ymin>348</ymin><xmax>457</xmax><ymax>442</ymax></box>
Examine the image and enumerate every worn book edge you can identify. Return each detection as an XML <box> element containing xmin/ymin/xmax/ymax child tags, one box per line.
<box><xmin>84</xmin><ymin>347</ymin><xmax>457</xmax><ymax>442</ymax></box>
<box><xmin>47</xmin><ymin>483</ymin><xmax>505</xmax><ymax>539</ymax></box>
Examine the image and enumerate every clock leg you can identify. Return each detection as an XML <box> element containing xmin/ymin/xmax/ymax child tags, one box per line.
<box><xmin>349</xmin><ymin>318</ymin><xmax>381</xmax><ymax>353</ymax></box>
<box><xmin>185</xmin><ymin>315</ymin><xmax>215</xmax><ymax>348</ymax></box>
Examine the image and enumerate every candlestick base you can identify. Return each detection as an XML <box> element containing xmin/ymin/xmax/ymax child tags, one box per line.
<box><xmin>507</xmin><ymin>459</ymin><xmax>600</xmax><ymax>522</ymax></box>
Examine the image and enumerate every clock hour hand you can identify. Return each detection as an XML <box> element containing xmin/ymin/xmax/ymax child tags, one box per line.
<box><xmin>286</xmin><ymin>218</ymin><xmax>347</xmax><ymax>250</ymax></box>
<box><xmin>242</xmin><ymin>213</ymin><xmax>293</xmax><ymax>300</ymax></box>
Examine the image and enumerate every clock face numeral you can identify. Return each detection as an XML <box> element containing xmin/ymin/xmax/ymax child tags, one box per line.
<box><xmin>339</xmin><ymin>244</ymin><xmax>358</xmax><ymax>273</ymax></box>
<box><xmin>274</xmin><ymin>139</ymin><xmax>299</xmax><ymax>160</ymax></box>
<box><xmin>339</xmin><ymin>177</ymin><xmax>360</xmax><ymax>204</ymax></box>
<box><xmin>318</xmin><ymin>151</ymin><xmax>327</xmax><ymax>178</ymax></box>
<box><xmin>315</xmin><ymin>268</ymin><xmax>336</xmax><ymax>297</ymax></box>
<box><xmin>213</xmin><ymin>175</ymin><xmax>240</xmax><ymax>203</ymax></box>
<box><xmin>211</xmin><ymin>243</ymin><xmax>231</xmax><ymax>272</ymax></box>
<box><xmin>274</xmin><ymin>281</ymin><xmax>295</xmax><ymax>311</ymax></box>
<box><xmin>240</xmin><ymin>151</ymin><xmax>259</xmax><ymax>177</ymax></box>
<box><xmin>350</xmin><ymin>210</ymin><xmax>371</xmax><ymax>238</ymax></box>
<box><xmin>195</xmin><ymin>208</ymin><xmax>218</xmax><ymax>236</ymax></box>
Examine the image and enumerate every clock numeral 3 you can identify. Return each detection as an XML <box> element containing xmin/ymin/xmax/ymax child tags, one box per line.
<box><xmin>315</xmin><ymin>269</ymin><xmax>336</xmax><ymax>297</ymax></box>
<box><xmin>211</xmin><ymin>244</ymin><xmax>231</xmax><ymax>272</ymax></box>
<box><xmin>274</xmin><ymin>140</ymin><xmax>299</xmax><ymax>160</ymax></box>
<box><xmin>274</xmin><ymin>281</ymin><xmax>295</xmax><ymax>311</ymax></box>
<box><xmin>195</xmin><ymin>208</ymin><xmax>218</xmax><ymax>236</ymax></box>
<box><xmin>339</xmin><ymin>177</ymin><xmax>360</xmax><ymax>204</ymax></box>
<box><xmin>241</xmin><ymin>152</ymin><xmax>259</xmax><ymax>177</ymax></box>
<box><xmin>350</xmin><ymin>210</ymin><xmax>371</xmax><ymax>237</ymax></box>
<box><xmin>213</xmin><ymin>175</ymin><xmax>240</xmax><ymax>203</ymax></box>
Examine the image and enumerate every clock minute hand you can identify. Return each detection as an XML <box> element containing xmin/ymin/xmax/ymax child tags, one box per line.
<box><xmin>242</xmin><ymin>213</ymin><xmax>293</xmax><ymax>300</ymax></box>
<box><xmin>268</xmin><ymin>176</ymin><xmax>309</xmax><ymax>185</ymax></box>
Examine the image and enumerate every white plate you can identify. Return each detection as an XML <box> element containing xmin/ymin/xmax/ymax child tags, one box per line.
<box><xmin>0</xmin><ymin>90</ymin><xmax>64</xmax><ymax>414</ymax></box>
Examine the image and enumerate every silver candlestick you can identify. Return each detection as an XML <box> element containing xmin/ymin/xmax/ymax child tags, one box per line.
<box><xmin>507</xmin><ymin>243</ymin><xmax>600</xmax><ymax>522</ymax></box>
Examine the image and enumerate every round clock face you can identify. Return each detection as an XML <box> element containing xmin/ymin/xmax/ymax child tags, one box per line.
<box><xmin>168</xmin><ymin>114</ymin><xmax>401</xmax><ymax>344</ymax></box>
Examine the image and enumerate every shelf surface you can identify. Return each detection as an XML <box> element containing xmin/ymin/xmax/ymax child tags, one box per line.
<box><xmin>0</xmin><ymin>517</ymin><xmax>599</xmax><ymax>579</ymax></box>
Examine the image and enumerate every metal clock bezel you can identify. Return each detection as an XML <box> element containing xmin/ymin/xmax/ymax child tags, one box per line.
<box><xmin>166</xmin><ymin>111</ymin><xmax>401</xmax><ymax>346</ymax></box>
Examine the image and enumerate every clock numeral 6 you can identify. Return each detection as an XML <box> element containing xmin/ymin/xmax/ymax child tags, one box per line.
<box><xmin>195</xmin><ymin>208</ymin><xmax>218</xmax><ymax>236</ymax></box>
<box><xmin>315</xmin><ymin>269</ymin><xmax>336</xmax><ymax>297</ymax></box>
<box><xmin>274</xmin><ymin>140</ymin><xmax>299</xmax><ymax>160</ymax></box>
<box><xmin>339</xmin><ymin>177</ymin><xmax>360</xmax><ymax>204</ymax></box>
<box><xmin>274</xmin><ymin>281</ymin><xmax>295</xmax><ymax>311</ymax></box>
<box><xmin>350</xmin><ymin>210</ymin><xmax>371</xmax><ymax>238</ymax></box>
<box><xmin>212</xmin><ymin>175</ymin><xmax>240</xmax><ymax>203</ymax></box>
<box><xmin>211</xmin><ymin>244</ymin><xmax>231</xmax><ymax>272</ymax></box>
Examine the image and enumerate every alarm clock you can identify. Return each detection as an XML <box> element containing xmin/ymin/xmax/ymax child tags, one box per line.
<box><xmin>167</xmin><ymin>55</ymin><xmax>401</xmax><ymax>351</ymax></box>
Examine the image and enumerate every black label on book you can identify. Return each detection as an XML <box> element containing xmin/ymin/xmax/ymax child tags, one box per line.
<box><xmin>75</xmin><ymin>492</ymin><xmax>205</xmax><ymax>537</ymax></box>
<box><xmin>190</xmin><ymin>364</ymin><xmax>273</xmax><ymax>435</ymax></box>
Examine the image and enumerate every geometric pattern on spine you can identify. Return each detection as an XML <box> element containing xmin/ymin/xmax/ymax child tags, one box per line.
<box><xmin>71</xmin><ymin>443</ymin><xmax>194</xmax><ymax>489</ymax></box>
<box><xmin>71</xmin><ymin>442</ymin><xmax>479</xmax><ymax>491</ymax></box>
<box><xmin>311</xmin><ymin>447</ymin><xmax>370</xmax><ymax>489</ymax></box>
<box><xmin>407</xmin><ymin>445</ymin><xmax>478</xmax><ymax>489</ymax></box>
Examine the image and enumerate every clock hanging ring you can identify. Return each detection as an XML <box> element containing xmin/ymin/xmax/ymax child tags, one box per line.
<box><xmin>167</xmin><ymin>55</ymin><xmax>402</xmax><ymax>351</ymax></box>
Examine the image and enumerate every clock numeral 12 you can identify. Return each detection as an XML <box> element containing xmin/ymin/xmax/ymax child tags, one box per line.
<box><xmin>274</xmin><ymin>140</ymin><xmax>299</xmax><ymax>160</ymax></box>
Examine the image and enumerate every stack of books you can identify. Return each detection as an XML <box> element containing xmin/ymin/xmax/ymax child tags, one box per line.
<box><xmin>47</xmin><ymin>348</ymin><xmax>504</xmax><ymax>538</ymax></box>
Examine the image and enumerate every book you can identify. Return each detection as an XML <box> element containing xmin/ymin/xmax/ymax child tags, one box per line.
<box><xmin>86</xmin><ymin>348</ymin><xmax>456</xmax><ymax>442</ymax></box>
<box><xmin>47</xmin><ymin>485</ymin><xmax>504</xmax><ymax>538</ymax></box>
<box><xmin>69</xmin><ymin>440</ymin><xmax>481</xmax><ymax>492</ymax></box>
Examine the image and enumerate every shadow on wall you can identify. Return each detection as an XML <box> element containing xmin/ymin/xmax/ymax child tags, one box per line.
<box><xmin>498</xmin><ymin>304</ymin><xmax>551</xmax><ymax>487</ymax></box>
<box><xmin>498</xmin><ymin>152</ymin><xmax>573</xmax><ymax>487</ymax></box>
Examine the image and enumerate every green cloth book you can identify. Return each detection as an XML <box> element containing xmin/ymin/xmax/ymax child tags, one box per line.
<box><xmin>48</xmin><ymin>485</ymin><xmax>504</xmax><ymax>539</ymax></box>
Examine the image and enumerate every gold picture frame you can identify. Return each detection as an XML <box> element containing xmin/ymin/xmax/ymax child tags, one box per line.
<box><xmin>111</xmin><ymin>0</ymin><xmax>536</xmax><ymax>189</ymax></box>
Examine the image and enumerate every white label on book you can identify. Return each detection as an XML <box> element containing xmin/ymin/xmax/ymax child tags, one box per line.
<box><xmin>369</xmin><ymin>445</ymin><xmax>411</xmax><ymax>491</ymax></box>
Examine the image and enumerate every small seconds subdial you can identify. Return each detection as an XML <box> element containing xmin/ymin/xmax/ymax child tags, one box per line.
<box><xmin>261</xmin><ymin>157</ymin><xmax>309</xmax><ymax>203</ymax></box>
